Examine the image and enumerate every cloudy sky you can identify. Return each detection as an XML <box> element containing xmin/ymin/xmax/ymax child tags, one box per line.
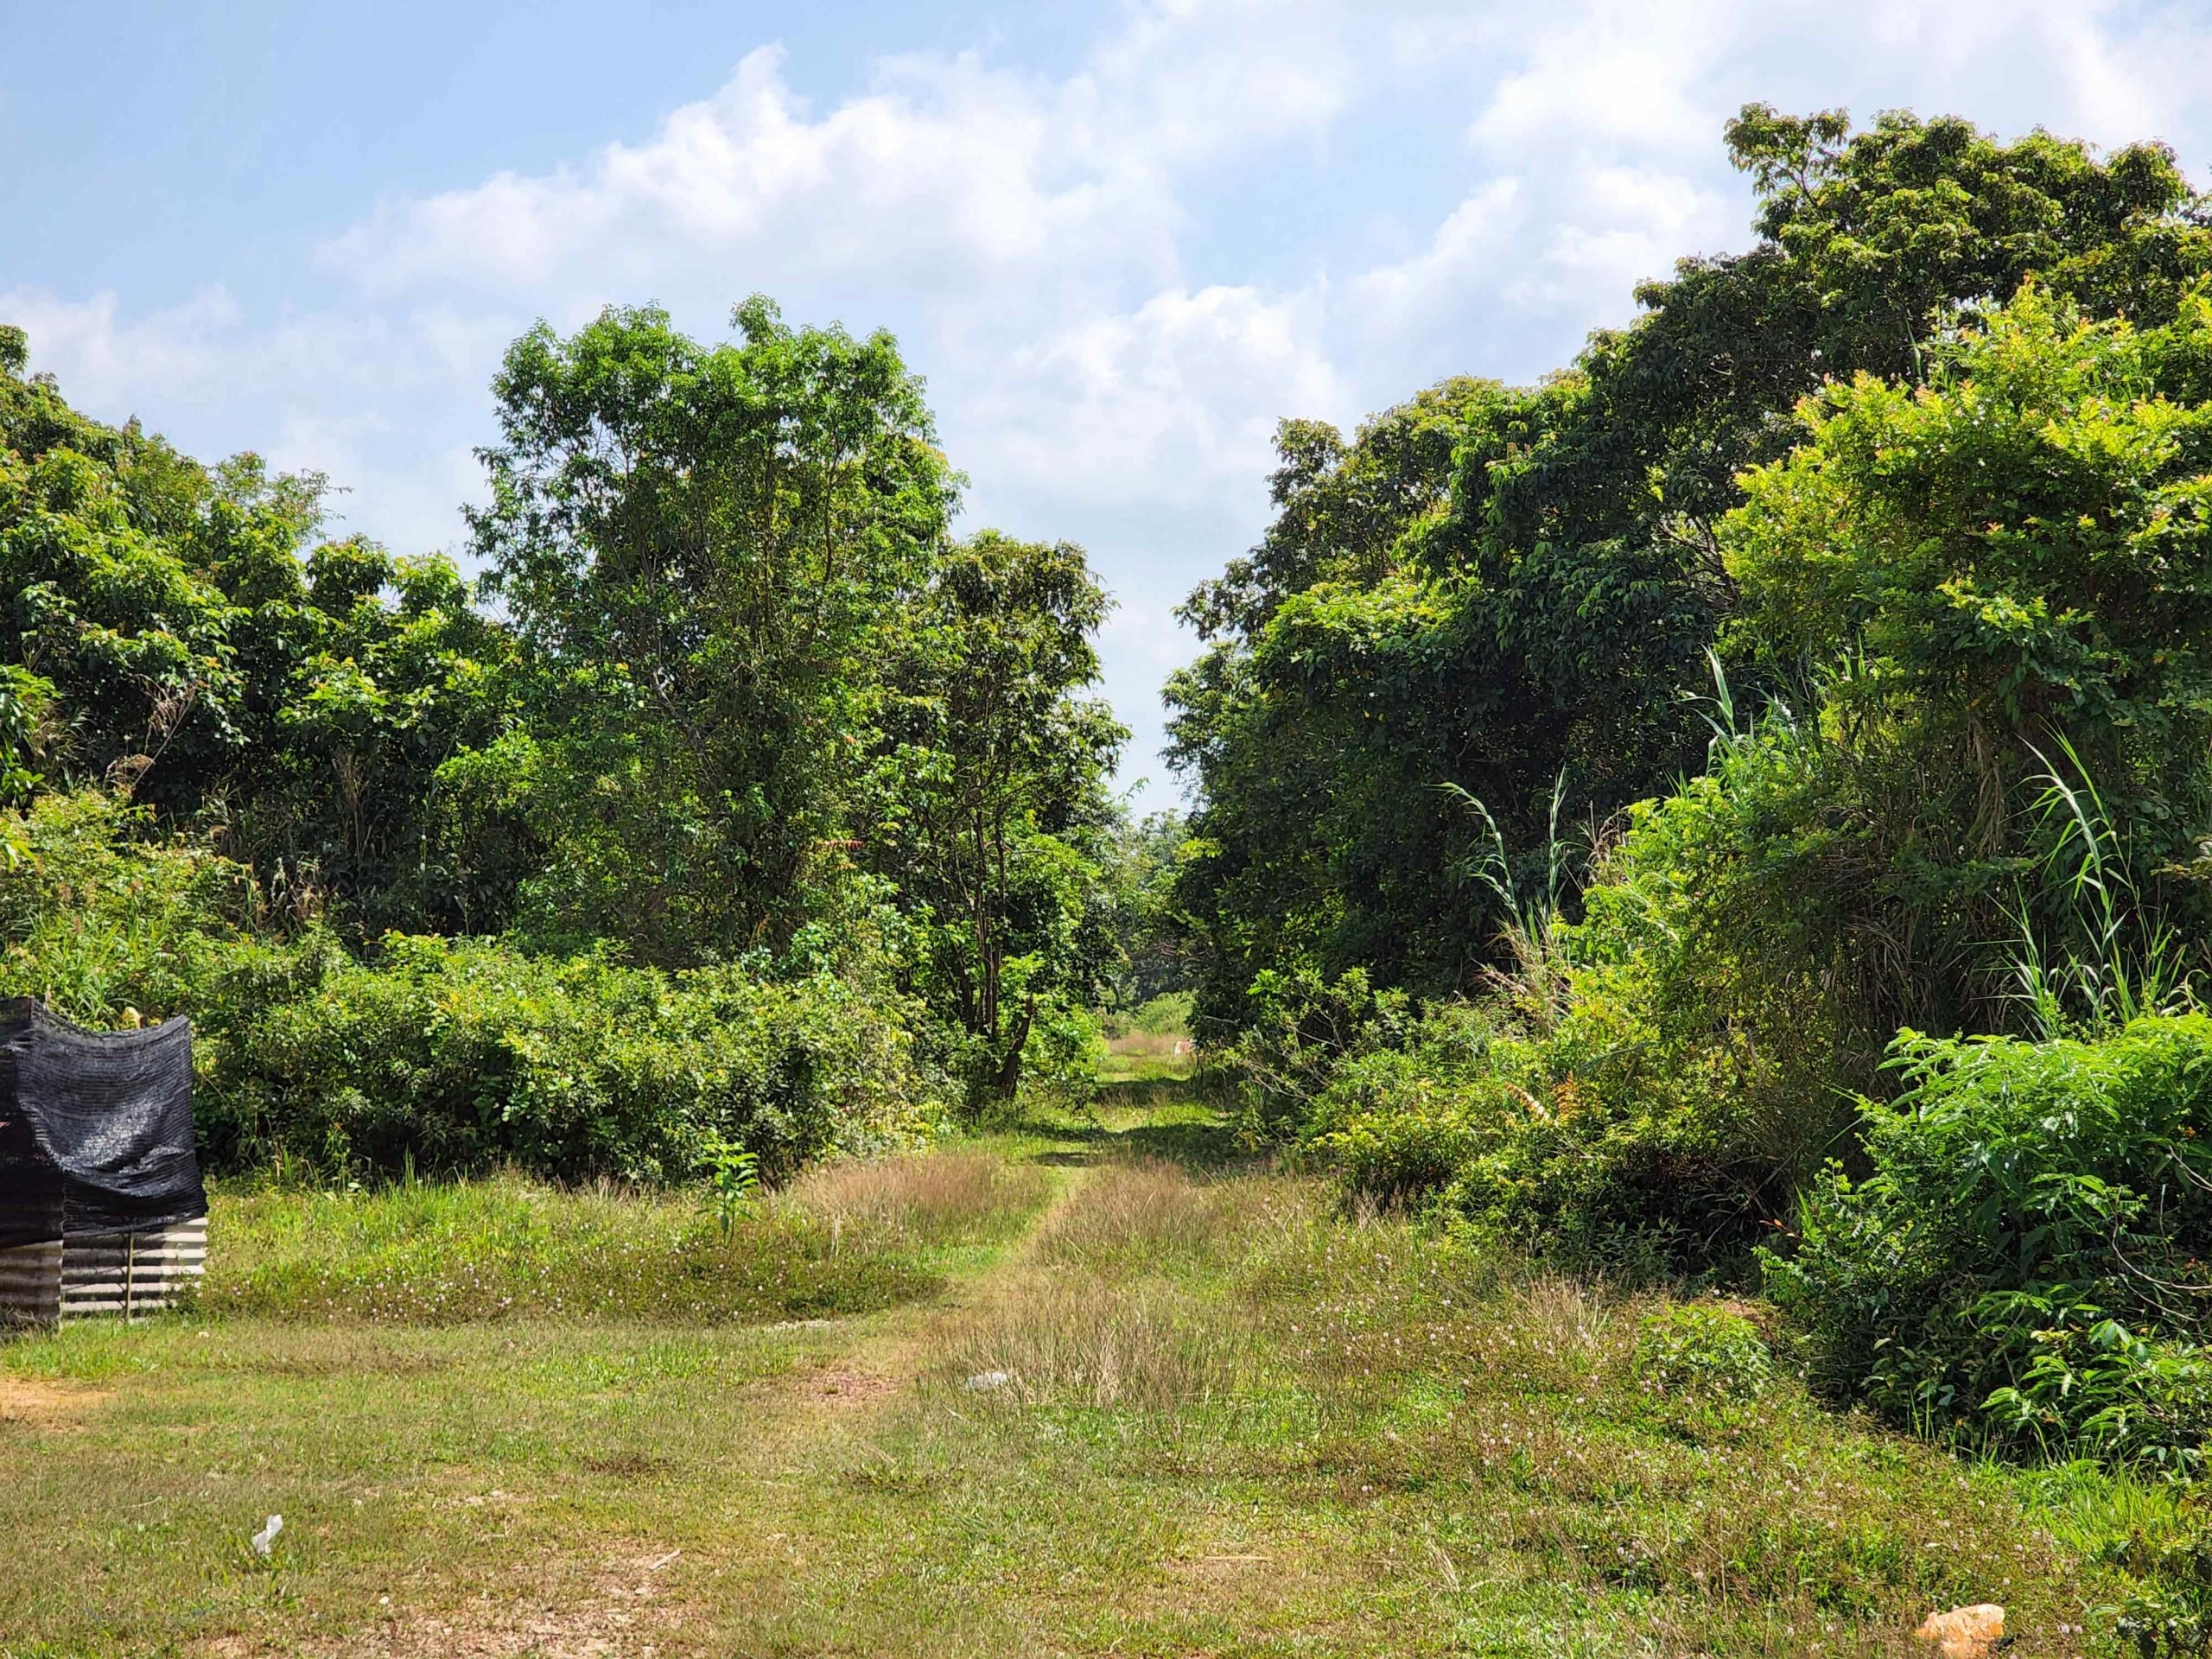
<box><xmin>8</xmin><ymin>0</ymin><xmax>2211</xmax><ymax>796</ymax></box>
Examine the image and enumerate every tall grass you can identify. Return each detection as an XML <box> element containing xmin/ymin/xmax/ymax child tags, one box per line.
<box><xmin>934</xmin><ymin>1160</ymin><xmax>1266</xmax><ymax>1411</ymax></box>
<box><xmin>1439</xmin><ymin>769</ymin><xmax>1580</xmax><ymax>1033</ymax></box>
<box><xmin>783</xmin><ymin>1151</ymin><xmax>1048</xmax><ymax>1249</ymax></box>
<box><xmin>198</xmin><ymin>1151</ymin><xmax>1048</xmax><ymax>1325</ymax></box>
<box><xmin>2010</xmin><ymin>737</ymin><xmax>2199</xmax><ymax>1039</ymax></box>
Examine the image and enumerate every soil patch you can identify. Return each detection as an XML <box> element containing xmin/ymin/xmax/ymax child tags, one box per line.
<box><xmin>0</xmin><ymin>1376</ymin><xmax>113</xmax><ymax>1426</ymax></box>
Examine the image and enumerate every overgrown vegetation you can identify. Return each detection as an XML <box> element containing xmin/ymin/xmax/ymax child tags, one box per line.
<box><xmin>1</xmin><ymin>294</ymin><xmax>1143</xmax><ymax>1179</ymax></box>
<box><xmin>1168</xmin><ymin>99</ymin><xmax>2212</xmax><ymax>1510</ymax></box>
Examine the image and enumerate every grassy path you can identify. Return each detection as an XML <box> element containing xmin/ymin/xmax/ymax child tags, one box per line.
<box><xmin>0</xmin><ymin>1092</ymin><xmax>2171</xmax><ymax>1656</ymax></box>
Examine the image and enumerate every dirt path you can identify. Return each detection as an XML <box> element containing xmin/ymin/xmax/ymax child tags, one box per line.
<box><xmin>261</xmin><ymin>1134</ymin><xmax>1127</xmax><ymax>1659</ymax></box>
<box><xmin>778</xmin><ymin>1152</ymin><xmax>1097</xmax><ymax>1433</ymax></box>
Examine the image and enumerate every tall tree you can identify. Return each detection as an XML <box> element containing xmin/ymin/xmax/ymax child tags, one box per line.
<box><xmin>868</xmin><ymin>532</ymin><xmax>1124</xmax><ymax>1103</ymax></box>
<box><xmin>1169</xmin><ymin>105</ymin><xmax>2212</xmax><ymax>1041</ymax></box>
<box><xmin>470</xmin><ymin>298</ymin><xmax>956</xmax><ymax>965</ymax></box>
<box><xmin>0</xmin><ymin>325</ymin><xmax>520</xmax><ymax>932</ymax></box>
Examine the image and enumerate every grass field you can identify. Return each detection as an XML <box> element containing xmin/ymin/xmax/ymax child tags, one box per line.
<box><xmin>0</xmin><ymin>1090</ymin><xmax>2183</xmax><ymax>1656</ymax></box>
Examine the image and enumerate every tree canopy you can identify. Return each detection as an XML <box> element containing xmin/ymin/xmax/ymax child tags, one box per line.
<box><xmin>1168</xmin><ymin>105</ymin><xmax>2212</xmax><ymax>1044</ymax></box>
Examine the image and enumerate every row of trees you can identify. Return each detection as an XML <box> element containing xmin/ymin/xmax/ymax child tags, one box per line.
<box><xmin>0</xmin><ymin>300</ymin><xmax>1145</xmax><ymax>1116</ymax></box>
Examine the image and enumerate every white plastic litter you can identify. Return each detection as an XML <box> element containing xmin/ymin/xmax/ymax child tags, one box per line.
<box><xmin>251</xmin><ymin>1514</ymin><xmax>283</xmax><ymax>1557</ymax></box>
<box><xmin>963</xmin><ymin>1370</ymin><xmax>1012</xmax><ymax>1392</ymax></box>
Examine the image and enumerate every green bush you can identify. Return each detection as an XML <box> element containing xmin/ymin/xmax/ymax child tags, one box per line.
<box><xmin>1217</xmin><ymin>965</ymin><xmax>1415</xmax><ymax>1143</ymax></box>
<box><xmin>1304</xmin><ymin>1004</ymin><xmax>1502</xmax><ymax>1207</ymax></box>
<box><xmin>1</xmin><ymin>790</ymin><xmax>946</xmax><ymax>1183</ymax></box>
<box><xmin>0</xmin><ymin>789</ymin><xmax>260</xmax><ymax>1019</ymax></box>
<box><xmin>200</xmin><ymin>935</ymin><xmax>939</xmax><ymax>1181</ymax></box>
<box><xmin>1299</xmin><ymin>729</ymin><xmax>1859</xmax><ymax>1264</ymax></box>
<box><xmin>1765</xmin><ymin>1016</ymin><xmax>2212</xmax><ymax>1472</ymax></box>
<box><xmin>1633</xmin><ymin>1304</ymin><xmax>1776</xmax><ymax>1401</ymax></box>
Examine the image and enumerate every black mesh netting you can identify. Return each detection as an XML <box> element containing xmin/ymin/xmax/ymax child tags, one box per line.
<box><xmin>0</xmin><ymin>998</ymin><xmax>207</xmax><ymax>1249</ymax></box>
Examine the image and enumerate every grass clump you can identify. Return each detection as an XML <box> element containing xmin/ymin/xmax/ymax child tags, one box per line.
<box><xmin>936</xmin><ymin>1274</ymin><xmax>1253</xmax><ymax>1412</ymax></box>
<box><xmin>1030</xmin><ymin>1157</ymin><xmax>1226</xmax><ymax>1269</ymax></box>
<box><xmin>784</xmin><ymin>1149</ymin><xmax>1048</xmax><ymax>1249</ymax></box>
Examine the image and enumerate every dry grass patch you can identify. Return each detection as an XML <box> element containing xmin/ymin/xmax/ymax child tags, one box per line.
<box><xmin>934</xmin><ymin>1272</ymin><xmax>1255</xmax><ymax>1411</ymax></box>
<box><xmin>782</xmin><ymin>1149</ymin><xmax>1047</xmax><ymax>1249</ymax></box>
<box><xmin>1031</xmin><ymin>1157</ymin><xmax>1217</xmax><ymax>1267</ymax></box>
<box><xmin>1031</xmin><ymin>1156</ymin><xmax>1308</xmax><ymax>1276</ymax></box>
<box><xmin>0</xmin><ymin>1375</ymin><xmax>114</xmax><ymax>1426</ymax></box>
<box><xmin>930</xmin><ymin>1160</ymin><xmax>1269</xmax><ymax>1411</ymax></box>
<box><xmin>206</xmin><ymin>1545</ymin><xmax>689</xmax><ymax>1659</ymax></box>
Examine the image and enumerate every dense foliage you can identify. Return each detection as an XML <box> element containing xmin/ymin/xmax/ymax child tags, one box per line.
<box><xmin>865</xmin><ymin>531</ymin><xmax>1126</xmax><ymax>1105</ymax></box>
<box><xmin>1162</xmin><ymin>105</ymin><xmax>2212</xmax><ymax>1483</ymax></box>
<box><xmin>1170</xmin><ymin>106</ymin><xmax>2212</xmax><ymax>1044</ymax></box>
<box><xmin>1770</xmin><ymin>1017</ymin><xmax>2212</xmax><ymax>1473</ymax></box>
<box><xmin>0</xmin><ymin>789</ymin><xmax>936</xmax><ymax>1181</ymax></box>
<box><xmin>0</xmin><ymin>298</ymin><xmax>1126</xmax><ymax>1179</ymax></box>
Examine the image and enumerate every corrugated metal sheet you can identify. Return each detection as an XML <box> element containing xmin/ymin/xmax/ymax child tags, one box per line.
<box><xmin>0</xmin><ymin>1219</ymin><xmax>207</xmax><ymax>1327</ymax></box>
<box><xmin>0</xmin><ymin>1239</ymin><xmax>61</xmax><ymax>1327</ymax></box>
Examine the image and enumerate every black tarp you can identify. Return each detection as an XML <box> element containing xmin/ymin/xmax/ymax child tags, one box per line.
<box><xmin>0</xmin><ymin>998</ymin><xmax>206</xmax><ymax>1249</ymax></box>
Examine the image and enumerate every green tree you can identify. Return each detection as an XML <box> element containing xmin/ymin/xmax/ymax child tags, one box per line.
<box><xmin>868</xmin><ymin>531</ymin><xmax>1124</xmax><ymax>1104</ymax></box>
<box><xmin>234</xmin><ymin>537</ymin><xmax>528</xmax><ymax>936</ymax></box>
<box><xmin>470</xmin><ymin>298</ymin><xmax>956</xmax><ymax>965</ymax></box>
<box><xmin>1464</xmin><ymin>283</ymin><xmax>2212</xmax><ymax>1260</ymax></box>
<box><xmin>1169</xmin><ymin>105</ymin><xmax>2212</xmax><ymax>1046</ymax></box>
<box><xmin>1719</xmin><ymin>283</ymin><xmax>2212</xmax><ymax>1030</ymax></box>
<box><xmin>0</xmin><ymin>325</ymin><xmax>522</xmax><ymax>931</ymax></box>
<box><xmin>1096</xmin><ymin>807</ymin><xmax>1192</xmax><ymax>1013</ymax></box>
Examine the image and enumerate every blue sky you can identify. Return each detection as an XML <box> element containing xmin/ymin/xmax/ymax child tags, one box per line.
<box><xmin>9</xmin><ymin>0</ymin><xmax>2212</xmax><ymax>798</ymax></box>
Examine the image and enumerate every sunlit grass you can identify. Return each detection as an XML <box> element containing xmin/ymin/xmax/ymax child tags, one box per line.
<box><xmin>188</xmin><ymin>1154</ymin><xmax>1048</xmax><ymax>1327</ymax></box>
<box><xmin>0</xmin><ymin>1105</ymin><xmax>2182</xmax><ymax>1656</ymax></box>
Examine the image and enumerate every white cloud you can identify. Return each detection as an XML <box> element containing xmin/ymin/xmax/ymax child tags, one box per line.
<box><xmin>324</xmin><ymin>46</ymin><xmax>1180</xmax><ymax>310</ymax></box>
<box><xmin>1501</xmin><ymin>165</ymin><xmax>1728</xmax><ymax>314</ymax></box>
<box><xmin>3</xmin><ymin>286</ymin><xmax>242</xmax><ymax>414</ymax></box>
<box><xmin>1468</xmin><ymin>7</ymin><xmax>1723</xmax><ymax>160</ymax></box>
<box><xmin>1351</xmin><ymin>179</ymin><xmax>1523</xmax><ymax>334</ymax></box>
<box><xmin>322</xmin><ymin>4</ymin><xmax>1364</xmax><ymax>320</ymax></box>
<box><xmin>973</xmin><ymin>281</ymin><xmax>1351</xmax><ymax>509</ymax></box>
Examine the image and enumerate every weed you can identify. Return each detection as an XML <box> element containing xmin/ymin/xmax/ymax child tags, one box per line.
<box><xmin>1635</xmin><ymin>1302</ymin><xmax>1777</xmax><ymax>1401</ymax></box>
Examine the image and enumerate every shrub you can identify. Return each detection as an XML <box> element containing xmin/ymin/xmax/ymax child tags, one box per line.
<box><xmin>1633</xmin><ymin>1304</ymin><xmax>1775</xmax><ymax>1401</ymax></box>
<box><xmin>1288</xmin><ymin>717</ymin><xmax>1877</xmax><ymax>1266</ymax></box>
<box><xmin>1765</xmin><ymin>1016</ymin><xmax>2212</xmax><ymax>1471</ymax></box>
<box><xmin>1218</xmin><ymin>965</ymin><xmax>1414</xmax><ymax>1143</ymax></box>
<box><xmin>1304</xmin><ymin>1004</ymin><xmax>1503</xmax><ymax>1208</ymax></box>
<box><xmin>1</xmin><ymin>790</ymin><xmax>948</xmax><ymax>1183</ymax></box>
<box><xmin>1014</xmin><ymin>998</ymin><xmax>1103</xmax><ymax>1114</ymax></box>
<box><xmin>200</xmin><ymin>935</ymin><xmax>943</xmax><ymax>1181</ymax></box>
<box><xmin>0</xmin><ymin>789</ymin><xmax>260</xmax><ymax>1020</ymax></box>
